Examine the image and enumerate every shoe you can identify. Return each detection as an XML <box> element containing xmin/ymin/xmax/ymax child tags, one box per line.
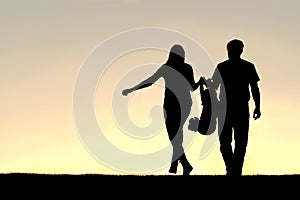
<box><xmin>168</xmin><ymin>167</ymin><xmax>177</xmax><ymax>174</ymax></box>
<box><xmin>179</xmin><ymin>154</ymin><xmax>193</xmax><ymax>176</ymax></box>
<box><xmin>168</xmin><ymin>161</ymin><xmax>178</xmax><ymax>174</ymax></box>
<box><xmin>183</xmin><ymin>165</ymin><xmax>193</xmax><ymax>176</ymax></box>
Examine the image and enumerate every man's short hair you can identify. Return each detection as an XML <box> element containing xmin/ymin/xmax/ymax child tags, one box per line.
<box><xmin>227</xmin><ymin>39</ymin><xmax>244</xmax><ymax>54</ymax></box>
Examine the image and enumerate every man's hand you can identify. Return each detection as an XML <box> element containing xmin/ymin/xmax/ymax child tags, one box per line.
<box><xmin>253</xmin><ymin>107</ymin><xmax>261</xmax><ymax>120</ymax></box>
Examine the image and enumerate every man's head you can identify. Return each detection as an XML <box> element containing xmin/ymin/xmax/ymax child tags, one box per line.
<box><xmin>226</xmin><ymin>39</ymin><xmax>244</xmax><ymax>59</ymax></box>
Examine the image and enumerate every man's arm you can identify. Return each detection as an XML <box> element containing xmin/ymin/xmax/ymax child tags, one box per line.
<box><xmin>250</xmin><ymin>81</ymin><xmax>261</xmax><ymax>120</ymax></box>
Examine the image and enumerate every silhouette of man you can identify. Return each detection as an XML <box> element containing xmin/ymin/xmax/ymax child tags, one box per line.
<box><xmin>122</xmin><ymin>44</ymin><xmax>200</xmax><ymax>175</ymax></box>
<box><xmin>209</xmin><ymin>39</ymin><xmax>261</xmax><ymax>176</ymax></box>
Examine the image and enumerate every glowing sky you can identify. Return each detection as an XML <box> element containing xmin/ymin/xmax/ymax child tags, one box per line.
<box><xmin>1</xmin><ymin>0</ymin><xmax>300</xmax><ymax>175</ymax></box>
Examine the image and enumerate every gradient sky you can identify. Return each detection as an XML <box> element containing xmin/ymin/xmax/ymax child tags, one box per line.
<box><xmin>1</xmin><ymin>0</ymin><xmax>300</xmax><ymax>175</ymax></box>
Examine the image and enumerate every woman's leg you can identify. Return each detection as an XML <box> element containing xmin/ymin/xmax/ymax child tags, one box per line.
<box><xmin>164</xmin><ymin>97</ymin><xmax>193</xmax><ymax>175</ymax></box>
<box><xmin>164</xmin><ymin>106</ymin><xmax>181</xmax><ymax>174</ymax></box>
<box><xmin>178</xmin><ymin>106</ymin><xmax>193</xmax><ymax>175</ymax></box>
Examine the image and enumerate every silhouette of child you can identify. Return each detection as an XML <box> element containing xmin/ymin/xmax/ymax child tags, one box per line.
<box><xmin>188</xmin><ymin>77</ymin><xmax>218</xmax><ymax>135</ymax></box>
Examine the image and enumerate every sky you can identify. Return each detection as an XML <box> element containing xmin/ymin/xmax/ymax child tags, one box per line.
<box><xmin>1</xmin><ymin>0</ymin><xmax>300</xmax><ymax>175</ymax></box>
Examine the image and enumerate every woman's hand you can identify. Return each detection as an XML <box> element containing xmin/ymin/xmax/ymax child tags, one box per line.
<box><xmin>122</xmin><ymin>89</ymin><xmax>132</xmax><ymax>96</ymax></box>
<box><xmin>199</xmin><ymin>76</ymin><xmax>206</xmax><ymax>86</ymax></box>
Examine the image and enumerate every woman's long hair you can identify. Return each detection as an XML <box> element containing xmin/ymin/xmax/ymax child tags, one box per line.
<box><xmin>165</xmin><ymin>44</ymin><xmax>185</xmax><ymax>66</ymax></box>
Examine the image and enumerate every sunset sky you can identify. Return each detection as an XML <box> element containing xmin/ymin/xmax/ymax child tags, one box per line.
<box><xmin>1</xmin><ymin>0</ymin><xmax>300</xmax><ymax>175</ymax></box>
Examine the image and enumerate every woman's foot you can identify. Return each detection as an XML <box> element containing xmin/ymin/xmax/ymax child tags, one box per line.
<box><xmin>180</xmin><ymin>154</ymin><xmax>193</xmax><ymax>175</ymax></box>
<box><xmin>183</xmin><ymin>165</ymin><xmax>193</xmax><ymax>176</ymax></box>
<box><xmin>168</xmin><ymin>161</ymin><xmax>178</xmax><ymax>174</ymax></box>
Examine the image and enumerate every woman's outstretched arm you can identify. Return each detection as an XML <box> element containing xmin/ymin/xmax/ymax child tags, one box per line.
<box><xmin>122</xmin><ymin>69</ymin><xmax>161</xmax><ymax>96</ymax></box>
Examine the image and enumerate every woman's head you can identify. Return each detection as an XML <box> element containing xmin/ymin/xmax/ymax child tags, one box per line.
<box><xmin>167</xmin><ymin>44</ymin><xmax>185</xmax><ymax>64</ymax></box>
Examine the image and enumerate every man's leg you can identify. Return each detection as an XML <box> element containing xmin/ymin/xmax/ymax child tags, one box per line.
<box><xmin>219</xmin><ymin>115</ymin><xmax>234</xmax><ymax>175</ymax></box>
<box><xmin>232</xmin><ymin>111</ymin><xmax>250</xmax><ymax>176</ymax></box>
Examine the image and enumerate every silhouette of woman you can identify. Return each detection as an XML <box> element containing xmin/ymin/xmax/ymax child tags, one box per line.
<box><xmin>122</xmin><ymin>44</ymin><xmax>200</xmax><ymax>175</ymax></box>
